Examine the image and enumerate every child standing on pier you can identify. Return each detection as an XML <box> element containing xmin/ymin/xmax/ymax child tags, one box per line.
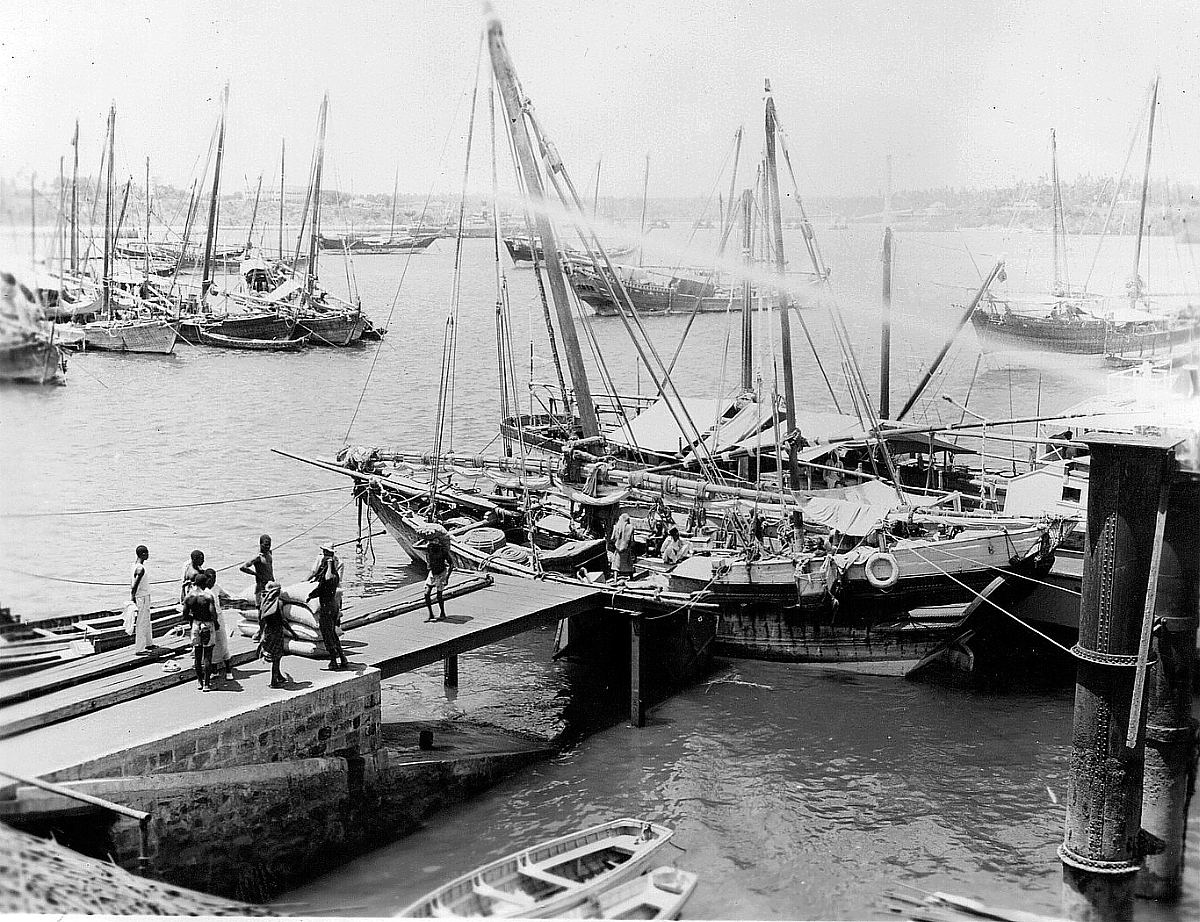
<box><xmin>183</xmin><ymin>576</ymin><xmax>217</xmax><ymax>691</ymax></box>
<box><xmin>130</xmin><ymin>545</ymin><xmax>153</xmax><ymax>654</ymax></box>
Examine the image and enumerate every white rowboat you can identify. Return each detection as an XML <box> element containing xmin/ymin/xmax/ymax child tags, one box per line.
<box><xmin>397</xmin><ymin>818</ymin><xmax>673</xmax><ymax>918</ymax></box>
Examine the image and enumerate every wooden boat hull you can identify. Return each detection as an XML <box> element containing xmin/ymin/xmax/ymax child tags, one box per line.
<box><xmin>175</xmin><ymin>311</ymin><xmax>293</xmax><ymax>345</ymax></box>
<box><xmin>367</xmin><ymin>491</ymin><xmax>708</xmax><ymax>619</ymax></box>
<box><xmin>318</xmin><ymin>233</ymin><xmax>438</xmax><ymax>253</ymax></box>
<box><xmin>297</xmin><ymin>311</ymin><xmax>366</xmax><ymax>346</ymax></box>
<box><xmin>970</xmin><ymin>308</ymin><xmax>1200</xmax><ymax>356</ymax></box>
<box><xmin>196</xmin><ymin>329</ymin><xmax>310</xmax><ymax>351</ymax></box>
<box><xmin>81</xmin><ymin>319</ymin><xmax>178</xmax><ymax>354</ymax></box>
<box><xmin>398</xmin><ymin>819</ymin><xmax>673</xmax><ymax>918</ymax></box>
<box><xmin>0</xmin><ymin>338</ymin><xmax>66</xmax><ymax>385</ymax></box>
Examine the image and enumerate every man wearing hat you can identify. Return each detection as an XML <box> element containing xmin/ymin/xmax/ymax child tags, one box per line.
<box><xmin>307</xmin><ymin>539</ymin><xmax>349</xmax><ymax>670</ymax></box>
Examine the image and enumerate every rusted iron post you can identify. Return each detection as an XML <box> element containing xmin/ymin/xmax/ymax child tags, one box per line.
<box><xmin>1137</xmin><ymin>471</ymin><xmax>1200</xmax><ymax>900</ymax></box>
<box><xmin>1060</xmin><ymin>433</ymin><xmax>1178</xmax><ymax>922</ymax></box>
<box><xmin>630</xmin><ymin>617</ymin><xmax>645</xmax><ymax>728</ymax></box>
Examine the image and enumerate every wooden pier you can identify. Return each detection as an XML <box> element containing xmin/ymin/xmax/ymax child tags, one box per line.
<box><xmin>0</xmin><ymin>573</ymin><xmax>605</xmax><ymax>778</ymax></box>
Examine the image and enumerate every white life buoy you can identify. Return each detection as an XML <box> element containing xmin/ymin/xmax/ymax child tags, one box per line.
<box><xmin>864</xmin><ymin>551</ymin><xmax>900</xmax><ymax>590</ymax></box>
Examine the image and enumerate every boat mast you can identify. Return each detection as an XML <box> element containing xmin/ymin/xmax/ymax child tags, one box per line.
<box><xmin>70</xmin><ymin>120</ymin><xmax>79</xmax><ymax>273</ymax></box>
<box><xmin>29</xmin><ymin>174</ymin><xmax>36</xmax><ymax>271</ymax></box>
<box><xmin>740</xmin><ymin>188</ymin><xmax>754</xmax><ymax>393</ymax></box>
<box><xmin>144</xmin><ymin>157</ymin><xmax>152</xmax><ymax>279</ymax></box>
<box><xmin>201</xmin><ymin>84</ymin><xmax>229</xmax><ymax>297</ymax></box>
<box><xmin>1050</xmin><ymin>128</ymin><xmax>1064</xmax><ymax>294</ymax></box>
<box><xmin>278</xmin><ymin>139</ymin><xmax>286</xmax><ymax>261</ymax></box>
<box><xmin>717</xmin><ymin>126</ymin><xmax>744</xmax><ymax>257</ymax></box>
<box><xmin>245</xmin><ymin>173</ymin><xmax>263</xmax><ymax>251</ymax></box>
<box><xmin>763</xmin><ymin>79</ymin><xmax>799</xmax><ymax>489</ymax></box>
<box><xmin>389</xmin><ymin>165</ymin><xmax>399</xmax><ymax>240</ymax></box>
<box><xmin>487</xmin><ymin>13</ymin><xmax>599</xmax><ymax>438</ymax></box>
<box><xmin>637</xmin><ymin>153</ymin><xmax>649</xmax><ymax>267</ymax></box>
<box><xmin>102</xmin><ymin>106</ymin><xmax>115</xmax><ymax>320</ymax></box>
<box><xmin>306</xmin><ymin>94</ymin><xmax>329</xmax><ymax>297</ymax></box>
<box><xmin>592</xmin><ymin>158</ymin><xmax>602</xmax><ymax>223</ymax></box>
<box><xmin>1130</xmin><ymin>76</ymin><xmax>1159</xmax><ymax>303</ymax></box>
<box><xmin>58</xmin><ymin>158</ymin><xmax>66</xmax><ymax>280</ymax></box>
<box><xmin>880</xmin><ymin>226</ymin><xmax>893</xmax><ymax>418</ymax></box>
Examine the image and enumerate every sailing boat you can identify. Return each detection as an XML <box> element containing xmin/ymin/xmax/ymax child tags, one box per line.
<box><xmin>77</xmin><ymin>106</ymin><xmax>178</xmax><ymax>354</ymax></box>
<box><xmin>1</xmin><ymin>271</ymin><xmax>67</xmax><ymax>385</ymax></box>
<box><xmin>971</xmin><ymin>82</ymin><xmax>1200</xmax><ymax>357</ymax></box>
<box><xmin>173</xmin><ymin>89</ymin><xmax>296</xmax><ymax>347</ymax></box>
<box><xmin>274</xmin><ymin>96</ymin><xmax>368</xmax><ymax>346</ymax></box>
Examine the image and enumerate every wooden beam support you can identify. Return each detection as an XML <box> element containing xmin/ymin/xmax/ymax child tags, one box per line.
<box><xmin>629</xmin><ymin>618</ymin><xmax>644</xmax><ymax>728</ymax></box>
<box><xmin>443</xmin><ymin>654</ymin><xmax>458</xmax><ymax>688</ymax></box>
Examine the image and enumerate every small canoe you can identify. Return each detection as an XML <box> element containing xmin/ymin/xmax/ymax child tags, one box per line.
<box><xmin>558</xmin><ymin>867</ymin><xmax>698</xmax><ymax>920</ymax></box>
<box><xmin>398</xmin><ymin>819</ymin><xmax>674</xmax><ymax>919</ymax></box>
<box><xmin>197</xmin><ymin>329</ymin><xmax>310</xmax><ymax>351</ymax></box>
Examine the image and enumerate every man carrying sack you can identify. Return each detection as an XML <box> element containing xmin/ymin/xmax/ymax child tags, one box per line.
<box><xmin>308</xmin><ymin>539</ymin><xmax>349</xmax><ymax>671</ymax></box>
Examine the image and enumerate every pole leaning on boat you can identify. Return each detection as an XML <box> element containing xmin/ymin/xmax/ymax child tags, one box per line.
<box><xmin>485</xmin><ymin>7</ymin><xmax>600</xmax><ymax>439</ymax></box>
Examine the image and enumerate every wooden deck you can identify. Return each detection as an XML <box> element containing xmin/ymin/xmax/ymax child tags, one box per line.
<box><xmin>0</xmin><ymin>574</ymin><xmax>605</xmax><ymax>745</ymax></box>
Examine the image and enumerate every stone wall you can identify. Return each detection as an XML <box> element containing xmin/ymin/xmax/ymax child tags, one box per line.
<box><xmin>46</xmin><ymin>670</ymin><xmax>381</xmax><ymax>783</ymax></box>
<box><xmin>5</xmin><ymin>743</ymin><xmax>555</xmax><ymax>902</ymax></box>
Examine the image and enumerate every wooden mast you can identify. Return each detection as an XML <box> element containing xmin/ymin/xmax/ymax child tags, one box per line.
<box><xmin>717</xmin><ymin>127</ymin><xmax>744</xmax><ymax>257</ymax></box>
<box><xmin>389</xmin><ymin>165</ymin><xmax>399</xmax><ymax>240</ymax></box>
<box><xmin>245</xmin><ymin>173</ymin><xmax>263</xmax><ymax>251</ymax></box>
<box><xmin>1131</xmin><ymin>76</ymin><xmax>1159</xmax><ymax>304</ymax></box>
<box><xmin>740</xmin><ymin>189</ymin><xmax>754</xmax><ymax>393</ymax></box>
<box><xmin>70</xmin><ymin>120</ymin><xmax>79</xmax><ymax>273</ymax></box>
<box><xmin>200</xmin><ymin>84</ymin><xmax>229</xmax><ymax>297</ymax></box>
<box><xmin>1050</xmin><ymin>128</ymin><xmax>1063</xmax><ymax>293</ymax></box>
<box><xmin>144</xmin><ymin>157</ymin><xmax>152</xmax><ymax>279</ymax></box>
<box><xmin>306</xmin><ymin>94</ymin><xmax>329</xmax><ymax>298</ymax></box>
<box><xmin>880</xmin><ymin>226</ymin><xmax>893</xmax><ymax>418</ymax></box>
<box><xmin>592</xmin><ymin>158</ymin><xmax>602</xmax><ymax>223</ymax></box>
<box><xmin>29</xmin><ymin>174</ymin><xmax>36</xmax><ymax>271</ymax></box>
<box><xmin>763</xmin><ymin>79</ymin><xmax>799</xmax><ymax>489</ymax></box>
<box><xmin>278</xmin><ymin>139</ymin><xmax>286</xmax><ymax>261</ymax></box>
<box><xmin>101</xmin><ymin>106</ymin><xmax>115</xmax><ymax>320</ymax></box>
<box><xmin>487</xmin><ymin>11</ymin><xmax>599</xmax><ymax>438</ymax></box>
<box><xmin>637</xmin><ymin>153</ymin><xmax>649</xmax><ymax>266</ymax></box>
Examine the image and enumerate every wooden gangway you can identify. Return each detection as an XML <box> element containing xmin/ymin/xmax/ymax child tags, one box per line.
<box><xmin>0</xmin><ymin>574</ymin><xmax>605</xmax><ymax>759</ymax></box>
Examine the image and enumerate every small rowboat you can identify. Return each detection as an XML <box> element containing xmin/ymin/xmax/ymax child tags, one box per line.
<box><xmin>398</xmin><ymin>819</ymin><xmax>674</xmax><ymax>918</ymax></box>
<box><xmin>558</xmin><ymin>867</ymin><xmax>698</xmax><ymax>920</ymax></box>
<box><xmin>196</xmin><ymin>329</ymin><xmax>310</xmax><ymax>351</ymax></box>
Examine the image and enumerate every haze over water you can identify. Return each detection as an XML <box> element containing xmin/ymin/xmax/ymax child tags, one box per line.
<box><xmin>3</xmin><ymin>225</ymin><xmax>1198</xmax><ymax>918</ymax></box>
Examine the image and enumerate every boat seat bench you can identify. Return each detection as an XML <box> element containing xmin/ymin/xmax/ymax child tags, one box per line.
<box><xmin>472</xmin><ymin>880</ymin><xmax>537</xmax><ymax>909</ymax></box>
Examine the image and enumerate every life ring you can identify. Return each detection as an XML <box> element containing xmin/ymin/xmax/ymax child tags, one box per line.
<box><xmin>864</xmin><ymin>551</ymin><xmax>900</xmax><ymax>590</ymax></box>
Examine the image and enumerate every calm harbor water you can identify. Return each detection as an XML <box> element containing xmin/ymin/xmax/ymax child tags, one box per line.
<box><xmin>2</xmin><ymin>224</ymin><xmax>1198</xmax><ymax>918</ymax></box>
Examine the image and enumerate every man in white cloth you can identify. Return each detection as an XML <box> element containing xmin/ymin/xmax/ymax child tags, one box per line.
<box><xmin>130</xmin><ymin>544</ymin><xmax>153</xmax><ymax>654</ymax></box>
<box><xmin>659</xmin><ymin>526</ymin><xmax>693</xmax><ymax>566</ymax></box>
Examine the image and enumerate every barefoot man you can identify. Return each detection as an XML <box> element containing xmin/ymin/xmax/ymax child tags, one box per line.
<box><xmin>423</xmin><ymin>531</ymin><xmax>453</xmax><ymax>622</ymax></box>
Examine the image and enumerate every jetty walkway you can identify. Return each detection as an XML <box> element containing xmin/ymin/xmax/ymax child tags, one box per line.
<box><xmin>0</xmin><ymin>573</ymin><xmax>604</xmax><ymax>779</ymax></box>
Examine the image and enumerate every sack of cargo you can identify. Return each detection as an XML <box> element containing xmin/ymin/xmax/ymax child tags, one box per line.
<box><xmin>286</xmin><ymin>621</ymin><xmax>322</xmax><ymax>644</ymax></box>
<box><xmin>282</xmin><ymin>603</ymin><xmax>319</xmax><ymax>631</ymax></box>
<box><xmin>280</xmin><ymin>580</ymin><xmax>316</xmax><ymax>607</ymax></box>
<box><xmin>282</xmin><ymin>638</ymin><xmax>327</xmax><ymax>658</ymax></box>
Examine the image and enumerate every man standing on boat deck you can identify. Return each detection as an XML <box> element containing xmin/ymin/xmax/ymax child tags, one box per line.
<box><xmin>239</xmin><ymin>534</ymin><xmax>274</xmax><ymax>606</ymax></box>
<box><xmin>610</xmin><ymin>512</ymin><xmax>636</xmax><ymax>578</ymax></box>
<box><xmin>423</xmin><ymin>533</ymin><xmax>453</xmax><ymax>622</ymax></box>
<box><xmin>308</xmin><ymin>540</ymin><xmax>349</xmax><ymax>669</ymax></box>
<box><xmin>130</xmin><ymin>545</ymin><xmax>153</xmax><ymax>654</ymax></box>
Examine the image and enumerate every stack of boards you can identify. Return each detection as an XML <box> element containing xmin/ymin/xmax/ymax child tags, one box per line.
<box><xmin>232</xmin><ymin>580</ymin><xmax>341</xmax><ymax>659</ymax></box>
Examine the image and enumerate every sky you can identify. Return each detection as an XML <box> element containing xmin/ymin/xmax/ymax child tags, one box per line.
<box><xmin>2</xmin><ymin>1</ymin><xmax>1198</xmax><ymax>199</ymax></box>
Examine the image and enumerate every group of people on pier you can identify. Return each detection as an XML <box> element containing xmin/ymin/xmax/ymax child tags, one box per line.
<box><xmin>129</xmin><ymin>533</ymin><xmax>351</xmax><ymax>692</ymax></box>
